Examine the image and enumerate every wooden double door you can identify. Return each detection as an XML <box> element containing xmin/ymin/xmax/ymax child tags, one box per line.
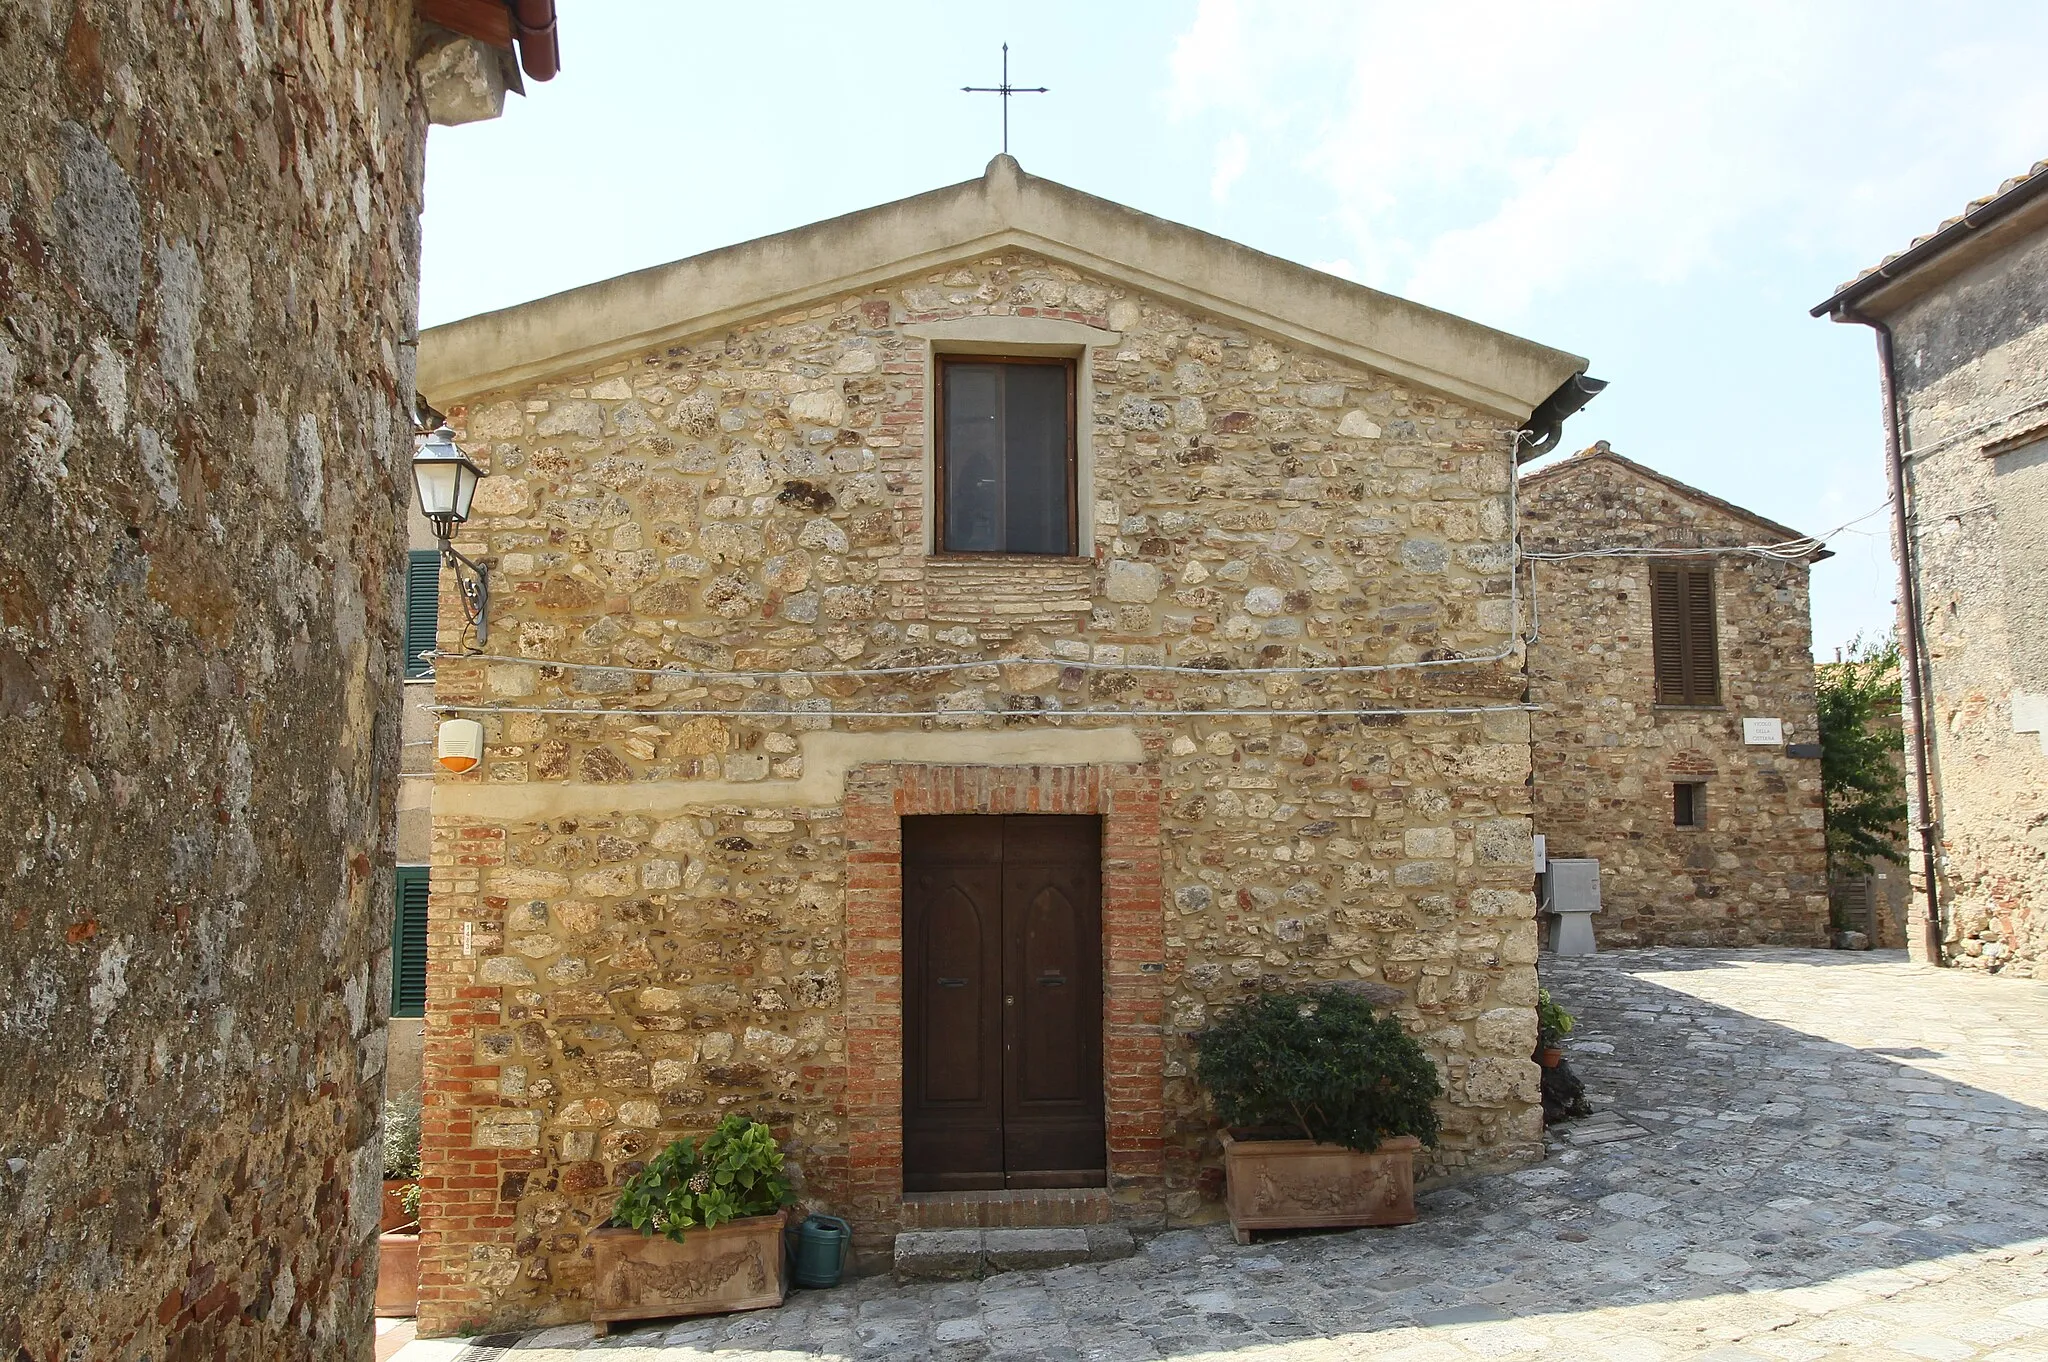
<box><xmin>902</xmin><ymin>815</ymin><xmax>1106</xmax><ymax>1191</ymax></box>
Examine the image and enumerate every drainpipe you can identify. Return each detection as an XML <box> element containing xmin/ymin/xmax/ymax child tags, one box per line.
<box><xmin>1840</xmin><ymin>311</ymin><xmax>1944</xmax><ymax>961</ymax></box>
<box><xmin>509</xmin><ymin>0</ymin><xmax>559</xmax><ymax>81</ymax></box>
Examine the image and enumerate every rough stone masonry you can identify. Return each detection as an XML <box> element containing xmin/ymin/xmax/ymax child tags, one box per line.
<box><xmin>416</xmin><ymin>234</ymin><xmax>1562</xmax><ymax>1333</ymax></box>
<box><xmin>0</xmin><ymin>5</ymin><xmax>426</xmax><ymax>1359</ymax></box>
<box><xmin>1521</xmin><ymin>447</ymin><xmax>1830</xmax><ymax>948</ymax></box>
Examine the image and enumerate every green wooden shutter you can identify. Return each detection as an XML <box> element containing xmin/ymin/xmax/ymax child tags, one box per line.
<box><xmin>391</xmin><ymin>865</ymin><xmax>429</xmax><ymax>1019</ymax></box>
<box><xmin>404</xmin><ymin>550</ymin><xmax>441</xmax><ymax>680</ymax></box>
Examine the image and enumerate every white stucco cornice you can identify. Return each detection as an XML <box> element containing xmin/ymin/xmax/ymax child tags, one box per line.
<box><xmin>418</xmin><ymin>155</ymin><xmax>1590</xmax><ymax>419</ymax></box>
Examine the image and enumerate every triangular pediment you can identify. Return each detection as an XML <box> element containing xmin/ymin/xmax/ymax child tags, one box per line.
<box><xmin>419</xmin><ymin>156</ymin><xmax>1589</xmax><ymax>419</ymax></box>
<box><xmin>1522</xmin><ymin>444</ymin><xmax>1829</xmax><ymax>559</ymax></box>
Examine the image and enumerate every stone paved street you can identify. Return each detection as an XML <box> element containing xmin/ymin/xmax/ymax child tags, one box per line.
<box><xmin>397</xmin><ymin>949</ymin><xmax>2048</xmax><ymax>1361</ymax></box>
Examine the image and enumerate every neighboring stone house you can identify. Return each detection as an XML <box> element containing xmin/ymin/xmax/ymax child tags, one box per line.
<box><xmin>1522</xmin><ymin>444</ymin><xmax>1830</xmax><ymax>948</ymax></box>
<box><xmin>0</xmin><ymin>4</ymin><xmax>554</xmax><ymax>1359</ymax></box>
<box><xmin>1814</xmin><ymin>159</ymin><xmax>2048</xmax><ymax>972</ymax></box>
<box><xmin>411</xmin><ymin>155</ymin><xmax>1599</xmax><ymax>1333</ymax></box>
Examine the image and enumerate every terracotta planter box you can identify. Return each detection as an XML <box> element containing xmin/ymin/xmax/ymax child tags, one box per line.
<box><xmin>380</xmin><ymin>1179</ymin><xmax>417</xmax><ymax>1233</ymax></box>
<box><xmin>375</xmin><ymin>1232</ymin><xmax>419</xmax><ymax>1318</ymax></box>
<box><xmin>1221</xmin><ymin>1132</ymin><xmax>1421</xmax><ymax>1243</ymax></box>
<box><xmin>589</xmin><ymin>1210</ymin><xmax>788</xmax><ymax>1333</ymax></box>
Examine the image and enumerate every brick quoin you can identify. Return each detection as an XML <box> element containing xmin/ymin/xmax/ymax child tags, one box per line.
<box><xmin>838</xmin><ymin>762</ymin><xmax>1166</xmax><ymax>1253</ymax></box>
<box><xmin>415</xmin><ymin>821</ymin><xmax>539</xmax><ymax>1339</ymax></box>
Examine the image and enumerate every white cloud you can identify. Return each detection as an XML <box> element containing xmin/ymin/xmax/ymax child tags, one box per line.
<box><xmin>1210</xmin><ymin>133</ymin><xmax>1250</xmax><ymax>202</ymax></box>
<box><xmin>1165</xmin><ymin>1</ymin><xmax>2048</xmax><ymax>326</ymax></box>
<box><xmin>1166</xmin><ymin>0</ymin><xmax>1250</xmax><ymax>118</ymax></box>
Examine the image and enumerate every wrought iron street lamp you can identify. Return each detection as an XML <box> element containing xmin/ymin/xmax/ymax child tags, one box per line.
<box><xmin>411</xmin><ymin>425</ymin><xmax>490</xmax><ymax>648</ymax></box>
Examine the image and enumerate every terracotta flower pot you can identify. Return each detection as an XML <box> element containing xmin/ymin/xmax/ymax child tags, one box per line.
<box><xmin>380</xmin><ymin>1179</ymin><xmax>417</xmax><ymax>1233</ymax></box>
<box><xmin>1220</xmin><ymin>1131</ymin><xmax>1420</xmax><ymax>1244</ymax></box>
<box><xmin>375</xmin><ymin>1232</ymin><xmax>419</xmax><ymax>1318</ymax></box>
<box><xmin>589</xmin><ymin>1210</ymin><xmax>788</xmax><ymax>1335</ymax></box>
<box><xmin>1539</xmin><ymin>1046</ymin><xmax>1565</xmax><ymax>1069</ymax></box>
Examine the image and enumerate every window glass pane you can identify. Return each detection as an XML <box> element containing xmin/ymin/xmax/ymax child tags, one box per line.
<box><xmin>1002</xmin><ymin>363</ymin><xmax>1068</xmax><ymax>554</ymax></box>
<box><xmin>941</xmin><ymin>361</ymin><xmax>1070</xmax><ymax>554</ymax></box>
<box><xmin>944</xmin><ymin>364</ymin><xmax>1003</xmax><ymax>551</ymax></box>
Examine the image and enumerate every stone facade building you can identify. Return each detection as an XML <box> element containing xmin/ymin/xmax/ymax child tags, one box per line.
<box><xmin>0</xmin><ymin>5</ymin><xmax>553</xmax><ymax>1359</ymax></box>
<box><xmin>1522</xmin><ymin>445</ymin><xmax>1830</xmax><ymax>948</ymax></box>
<box><xmin>411</xmin><ymin>156</ymin><xmax>1599</xmax><ymax>1334</ymax></box>
<box><xmin>1814</xmin><ymin>160</ymin><xmax>2048</xmax><ymax>972</ymax></box>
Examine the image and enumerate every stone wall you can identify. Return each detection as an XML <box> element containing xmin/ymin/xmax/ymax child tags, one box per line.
<box><xmin>0</xmin><ymin>5</ymin><xmax>425</xmax><ymax>1358</ymax></box>
<box><xmin>419</xmin><ymin>254</ymin><xmax>1547</xmax><ymax>1333</ymax></box>
<box><xmin>1888</xmin><ymin>226</ymin><xmax>2048</xmax><ymax>972</ymax></box>
<box><xmin>1522</xmin><ymin>451</ymin><xmax>1830</xmax><ymax>948</ymax></box>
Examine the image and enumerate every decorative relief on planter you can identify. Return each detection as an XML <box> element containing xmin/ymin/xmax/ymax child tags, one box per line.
<box><xmin>589</xmin><ymin>1212</ymin><xmax>787</xmax><ymax>1330</ymax></box>
<box><xmin>1221</xmin><ymin>1133</ymin><xmax>1419</xmax><ymax>1240</ymax></box>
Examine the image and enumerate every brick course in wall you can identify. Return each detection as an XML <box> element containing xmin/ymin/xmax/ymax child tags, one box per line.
<box><xmin>1522</xmin><ymin>447</ymin><xmax>1830</xmax><ymax>948</ymax></box>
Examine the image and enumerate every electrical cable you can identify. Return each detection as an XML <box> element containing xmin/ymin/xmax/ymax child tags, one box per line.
<box><xmin>423</xmin><ymin>429</ymin><xmax>1535</xmax><ymax>694</ymax></box>
<box><xmin>1522</xmin><ymin>498</ymin><xmax>1887</xmax><ymax>564</ymax></box>
<box><xmin>427</xmin><ymin>702</ymin><xmax>1539</xmax><ymax>720</ymax></box>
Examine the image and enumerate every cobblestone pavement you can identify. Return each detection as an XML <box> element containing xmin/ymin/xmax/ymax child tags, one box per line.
<box><xmin>398</xmin><ymin>948</ymin><xmax>2048</xmax><ymax>1362</ymax></box>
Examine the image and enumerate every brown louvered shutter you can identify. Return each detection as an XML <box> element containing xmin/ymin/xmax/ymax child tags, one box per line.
<box><xmin>1682</xmin><ymin>564</ymin><xmax>1719</xmax><ymax>703</ymax></box>
<box><xmin>1651</xmin><ymin>564</ymin><xmax>1687</xmax><ymax>702</ymax></box>
<box><xmin>1651</xmin><ymin>562</ymin><xmax>1720</xmax><ymax>704</ymax></box>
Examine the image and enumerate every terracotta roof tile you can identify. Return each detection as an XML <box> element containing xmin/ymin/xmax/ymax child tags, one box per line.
<box><xmin>1835</xmin><ymin>157</ymin><xmax>2048</xmax><ymax>295</ymax></box>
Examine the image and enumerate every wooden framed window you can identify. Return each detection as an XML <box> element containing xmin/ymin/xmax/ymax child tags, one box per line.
<box><xmin>1650</xmin><ymin>561</ymin><xmax>1719</xmax><ymax>705</ymax></box>
<box><xmin>391</xmin><ymin>865</ymin><xmax>429</xmax><ymax>1019</ymax></box>
<box><xmin>936</xmin><ymin>357</ymin><xmax>1077</xmax><ymax>555</ymax></box>
<box><xmin>1673</xmin><ymin>782</ymin><xmax>1706</xmax><ymax>828</ymax></box>
<box><xmin>403</xmin><ymin>549</ymin><xmax>440</xmax><ymax>680</ymax></box>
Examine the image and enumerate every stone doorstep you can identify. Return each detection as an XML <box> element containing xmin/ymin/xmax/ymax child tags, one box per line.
<box><xmin>900</xmin><ymin>1187</ymin><xmax>1116</xmax><ymax>1228</ymax></box>
<box><xmin>893</xmin><ymin>1226</ymin><xmax>1135</xmax><ymax>1283</ymax></box>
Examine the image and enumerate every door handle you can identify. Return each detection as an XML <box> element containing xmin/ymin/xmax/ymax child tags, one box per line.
<box><xmin>936</xmin><ymin>977</ymin><xmax>968</xmax><ymax>988</ymax></box>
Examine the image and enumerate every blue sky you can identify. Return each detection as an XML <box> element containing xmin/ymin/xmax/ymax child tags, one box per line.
<box><xmin>419</xmin><ymin>1</ymin><xmax>2048</xmax><ymax>660</ymax></box>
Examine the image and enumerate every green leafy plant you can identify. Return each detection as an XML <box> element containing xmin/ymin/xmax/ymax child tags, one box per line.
<box><xmin>382</xmin><ymin>1092</ymin><xmax>421</xmax><ymax>1181</ymax></box>
<box><xmin>611</xmin><ymin>1114</ymin><xmax>793</xmax><ymax>1243</ymax></box>
<box><xmin>1537</xmin><ymin>988</ymin><xmax>1574</xmax><ymax>1047</ymax></box>
<box><xmin>1194</xmin><ymin>985</ymin><xmax>1442</xmax><ymax>1152</ymax></box>
<box><xmin>1816</xmin><ymin>633</ymin><xmax>1908</xmax><ymax>877</ymax></box>
<box><xmin>400</xmin><ymin>1182</ymin><xmax>422</xmax><ymax>1225</ymax></box>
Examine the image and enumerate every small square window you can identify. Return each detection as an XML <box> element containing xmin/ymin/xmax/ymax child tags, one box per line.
<box><xmin>937</xmin><ymin>357</ymin><xmax>1076</xmax><ymax>555</ymax></box>
<box><xmin>1673</xmin><ymin>782</ymin><xmax>1706</xmax><ymax>829</ymax></box>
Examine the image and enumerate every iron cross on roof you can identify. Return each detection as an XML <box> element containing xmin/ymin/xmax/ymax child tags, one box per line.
<box><xmin>962</xmin><ymin>43</ymin><xmax>1048</xmax><ymax>156</ymax></box>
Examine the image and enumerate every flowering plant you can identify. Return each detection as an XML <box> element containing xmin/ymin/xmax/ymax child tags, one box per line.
<box><xmin>610</xmin><ymin>1114</ymin><xmax>792</xmax><ymax>1243</ymax></box>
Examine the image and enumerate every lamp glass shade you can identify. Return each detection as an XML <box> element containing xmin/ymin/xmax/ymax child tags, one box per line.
<box><xmin>450</xmin><ymin>458</ymin><xmax>480</xmax><ymax>521</ymax></box>
<box><xmin>412</xmin><ymin>428</ymin><xmax>485</xmax><ymax>524</ymax></box>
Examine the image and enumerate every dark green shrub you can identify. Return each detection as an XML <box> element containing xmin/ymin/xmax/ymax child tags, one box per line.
<box><xmin>611</xmin><ymin>1114</ymin><xmax>792</xmax><ymax>1243</ymax></box>
<box><xmin>1194</xmin><ymin>985</ymin><xmax>1442</xmax><ymax>1152</ymax></box>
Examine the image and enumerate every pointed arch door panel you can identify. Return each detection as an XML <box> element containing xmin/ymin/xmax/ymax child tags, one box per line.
<box><xmin>903</xmin><ymin>815</ymin><xmax>1104</xmax><ymax>1192</ymax></box>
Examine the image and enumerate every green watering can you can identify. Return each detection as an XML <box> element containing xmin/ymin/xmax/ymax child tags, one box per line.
<box><xmin>790</xmin><ymin>1213</ymin><xmax>851</xmax><ymax>1288</ymax></box>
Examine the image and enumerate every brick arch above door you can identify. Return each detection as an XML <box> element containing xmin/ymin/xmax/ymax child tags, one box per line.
<box><xmin>839</xmin><ymin>762</ymin><xmax>1166</xmax><ymax>1242</ymax></box>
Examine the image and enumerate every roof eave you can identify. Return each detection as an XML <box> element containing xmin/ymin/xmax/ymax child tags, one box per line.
<box><xmin>1522</xmin><ymin>447</ymin><xmax>1831</xmax><ymax>562</ymax></box>
<box><xmin>419</xmin><ymin>157</ymin><xmax>1589</xmax><ymax>420</ymax></box>
<box><xmin>1811</xmin><ymin>165</ymin><xmax>2048</xmax><ymax>320</ymax></box>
